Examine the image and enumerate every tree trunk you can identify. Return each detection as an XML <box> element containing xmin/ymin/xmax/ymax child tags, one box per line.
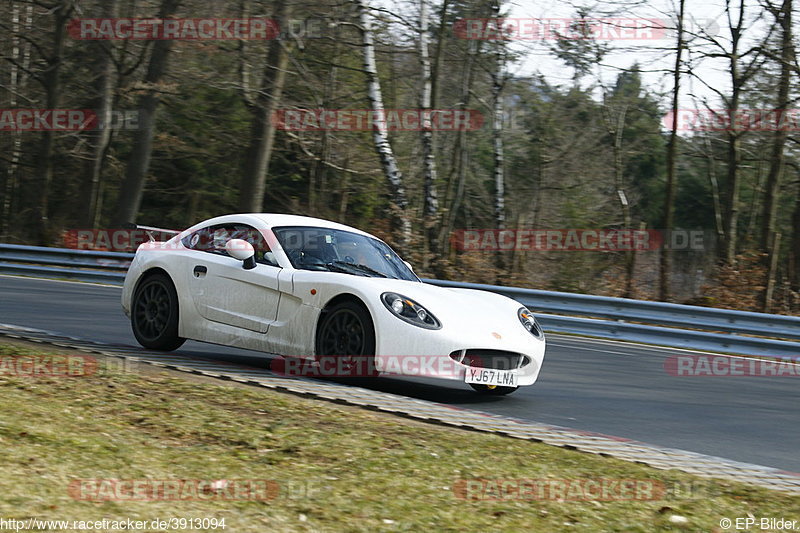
<box><xmin>27</xmin><ymin>0</ymin><xmax>76</xmax><ymax>243</ymax></box>
<box><xmin>112</xmin><ymin>0</ymin><xmax>181</xmax><ymax>226</ymax></box>
<box><xmin>745</xmin><ymin>160</ymin><xmax>765</xmax><ymax>244</ymax></box>
<box><xmin>492</xmin><ymin>82</ymin><xmax>505</xmax><ymax>231</ymax></box>
<box><xmin>309</xmin><ymin>48</ymin><xmax>339</xmax><ymax>215</ymax></box>
<box><xmin>430</xmin><ymin>0</ymin><xmax>449</xmax><ymax>113</ymax></box>
<box><xmin>1</xmin><ymin>1</ymin><xmax>33</xmax><ymax>238</ymax></box>
<box><xmin>723</xmin><ymin>115</ymin><xmax>741</xmax><ymax>264</ymax></box>
<box><xmin>659</xmin><ymin>0</ymin><xmax>684</xmax><ymax>301</ymax></box>
<box><xmin>720</xmin><ymin>0</ymin><xmax>747</xmax><ymax>265</ymax></box>
<box><xmin>703</xmin><ymin>134</ymin><xmax>725</xmax><ymax>243</ymax></box>
<box><xmin>427</xmin><ymin>0</ymin><xmax>449</xmax><ymax>271</ymax></box>
<box><xmin>760</xmin><ymin>0</ymin><xmax>793</xmax><ymax>251</ymax></box>
<box><xmin>789</xmin><ymin>182</ymin><xmax>800</xmax><ymax>291</ymax></box>
<box><xmin>338</xmin><ymin>166</ymin><xmax>351</xmax><ymax>221</ymax></box>
<box><xmin>763</xmin><ymin>231</ymin><xmax>781</xmax><ymax>312</ymax></box>
<box><xmin>239</xmin><ymin>0</ymin><xmax>290</xmax><ymax>212</ymax></box>
<box><xmin>489</xmin><ymin>0</ymin><xmax>507</xmax><ymax>275</ymax></box>
<box><xmin>81</xmin><ymin>0</ymin><xmax>118</xmax><ymax>228</ymax></box>
<box><xmin>420</xmin><ymin>0</ymin><xmax>439</xmax><ymax>264</ymax></box>
<box><xmin>603</xmin><ymin>104</ymin><xmax>632</xmax><ymax>296</ymax></box>
<box><xmin>438</xmin><ymin>39</ymin><xmax>478</xmax><ymax>254</ymax></box>
<box><xmin>353</xmin><ymin>0</ymin><xmax>411</xmax><ymax>250</ymax></box>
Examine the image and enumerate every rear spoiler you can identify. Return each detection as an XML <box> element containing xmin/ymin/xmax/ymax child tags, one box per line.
<box><xmin>122</xmin><ymin>222</ymin><xmax>182</xmax><ymax>242</ymax></box>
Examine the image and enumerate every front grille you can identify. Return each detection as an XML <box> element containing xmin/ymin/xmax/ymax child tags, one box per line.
<box><xmin>449</xmin><ymin>349</ymin><xmax>530</xmax><ymax>370</ymax></box>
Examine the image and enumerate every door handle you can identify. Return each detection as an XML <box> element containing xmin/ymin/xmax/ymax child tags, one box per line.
<box><xmin>193</xmin><ymin>265</ymin><xmax>207</xmax><ymax>277</ymax></box>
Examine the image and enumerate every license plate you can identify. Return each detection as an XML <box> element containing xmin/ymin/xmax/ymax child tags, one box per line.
<box><xmin>465</xmin><ymin>368</ymin><xmax>517</xmax><ymax>387</ymax></box>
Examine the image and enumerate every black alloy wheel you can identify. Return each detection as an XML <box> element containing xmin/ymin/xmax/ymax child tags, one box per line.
<box><xmin>131</xmin><ymin>273</ymin><xmax>185</xmax><ymax>351</ymax></box>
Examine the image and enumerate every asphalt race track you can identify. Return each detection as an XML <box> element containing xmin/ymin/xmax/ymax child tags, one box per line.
<box><xmin>2</xmin><ymin>275</ymin><xmax>799</xmax><ymax>472</ymax></box>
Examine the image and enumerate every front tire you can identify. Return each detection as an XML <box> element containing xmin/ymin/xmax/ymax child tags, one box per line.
<box><xmin>131</xmin><ymin>273</ymin><xmax>185</xmax><ymax>351</ymax></box>
<box><xmin>315</xmin><ymin>301</ymin><xmax>377</xmax><ymax>377</ymax></box>
<box><xmin>470</xmin><ymin>384</ymin><xmax>519</xmax><ymax>395</ymax></box>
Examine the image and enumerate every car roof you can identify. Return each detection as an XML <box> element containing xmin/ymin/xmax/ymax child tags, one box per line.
<box><xmin>198</xmin><ymin>213</ymin><xmax>374</xmax><ymax>238</ymax></box>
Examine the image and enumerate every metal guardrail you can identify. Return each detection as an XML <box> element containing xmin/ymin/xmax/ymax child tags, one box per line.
<box><xmin>2</xmin><ymin>243</ymin><xmax>799</xmax><ymax>357</ymax></box>
<box><xmin>422</xmin><ymin>279</ymin><xmax>800</xmax><ymax>342</ymax></box>
<box><xmin>0</xmin><ymin>243</ymin><xmax>131</xmax><ymax>285</ymax></box>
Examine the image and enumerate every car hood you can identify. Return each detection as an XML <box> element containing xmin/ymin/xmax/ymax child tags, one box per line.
<box><xmin>352</xmin><ymin>276</ymin><xmax>528</xmax><ymax>333</ymax></box>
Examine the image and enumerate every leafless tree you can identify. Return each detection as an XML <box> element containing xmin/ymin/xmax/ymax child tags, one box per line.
<box><xmin>660</xmin><ymin>0</ymin><xmax>685</xmax><ymax>301</ymax></box>
<box><xmin>113</xmin><ymin>0</ymin><xmax>182</xmax><ymax>226</ymax></box>
<box><xmin>239</xmin><ymin>0</ymin><xmax>290</xmax><ymax>212</ymax></box>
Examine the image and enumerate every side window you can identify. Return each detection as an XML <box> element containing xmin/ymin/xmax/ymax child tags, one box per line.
<box><xmin>182</xmin><ymin>227</ymin><xmax>214</xmax><ymax>252</ymax></box>
<box><xmin>183</xmin><ymin>224</ymin><xmax>278</xmax><ymax>267</ymax></box>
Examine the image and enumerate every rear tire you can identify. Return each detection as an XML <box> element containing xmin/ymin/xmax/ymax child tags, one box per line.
<box><xmin>470</xmin><ymin>384</ymin><xmax>519</xmax><ymax>395</ymax></box>
<box><xmin>131</xmin><ymin>272</ymin><xmax>185</xmax><ymax>351</ymax></box>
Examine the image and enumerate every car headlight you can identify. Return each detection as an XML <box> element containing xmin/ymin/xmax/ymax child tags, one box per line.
<box><xmin>518</xmin><ymin>307</ymin><xmax>544</xmax><ymax>339</ymax></box>
<box><xmin>381</xmin><ymin>292</ymin><xmax>441</xmax><ymax>330</ymax></box>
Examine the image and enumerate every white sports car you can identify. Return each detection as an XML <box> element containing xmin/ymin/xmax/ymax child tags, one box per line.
<box><xmin>121</xmin><ymin>214</ymin><xmax>546</xmax><ymax>395</ymax></box>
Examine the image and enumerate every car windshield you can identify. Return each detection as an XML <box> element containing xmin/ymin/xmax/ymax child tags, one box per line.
<box><xmin>273</xmin><ymin>226</ymin><xmax>418</xmax><ymax>281</ymax></box>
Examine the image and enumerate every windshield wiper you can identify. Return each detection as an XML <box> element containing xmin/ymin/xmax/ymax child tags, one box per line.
<box><xmin>328</xmin><ymin>260</ymin><xmax>387</xmax><ymax>278</ymax></box>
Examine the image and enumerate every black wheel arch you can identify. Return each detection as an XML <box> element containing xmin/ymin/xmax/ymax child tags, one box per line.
<box><xmin>133</xmin><ymin>267</ymin><xmax>172</xmax><ymax>296</ymax></box>
<box><xmin>317</xmin><ymin>293</ymin><xmax>369</xmax><ymax>324</ymax></box>
<box><xmin>133</xmin><ymin>267</ymin><xmax>180</xmax><ymax>325</ymax></box>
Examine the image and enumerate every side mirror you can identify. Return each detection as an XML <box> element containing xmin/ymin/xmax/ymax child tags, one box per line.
<box><xmin>404</xmin><ymin>260</ymin><xmax>414</xmax><ymax>272</ymax></box>
<box><xmin>226</xmin><ymin>239</ymin><xmax>256</xmax><ymax>270</ymax></box>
